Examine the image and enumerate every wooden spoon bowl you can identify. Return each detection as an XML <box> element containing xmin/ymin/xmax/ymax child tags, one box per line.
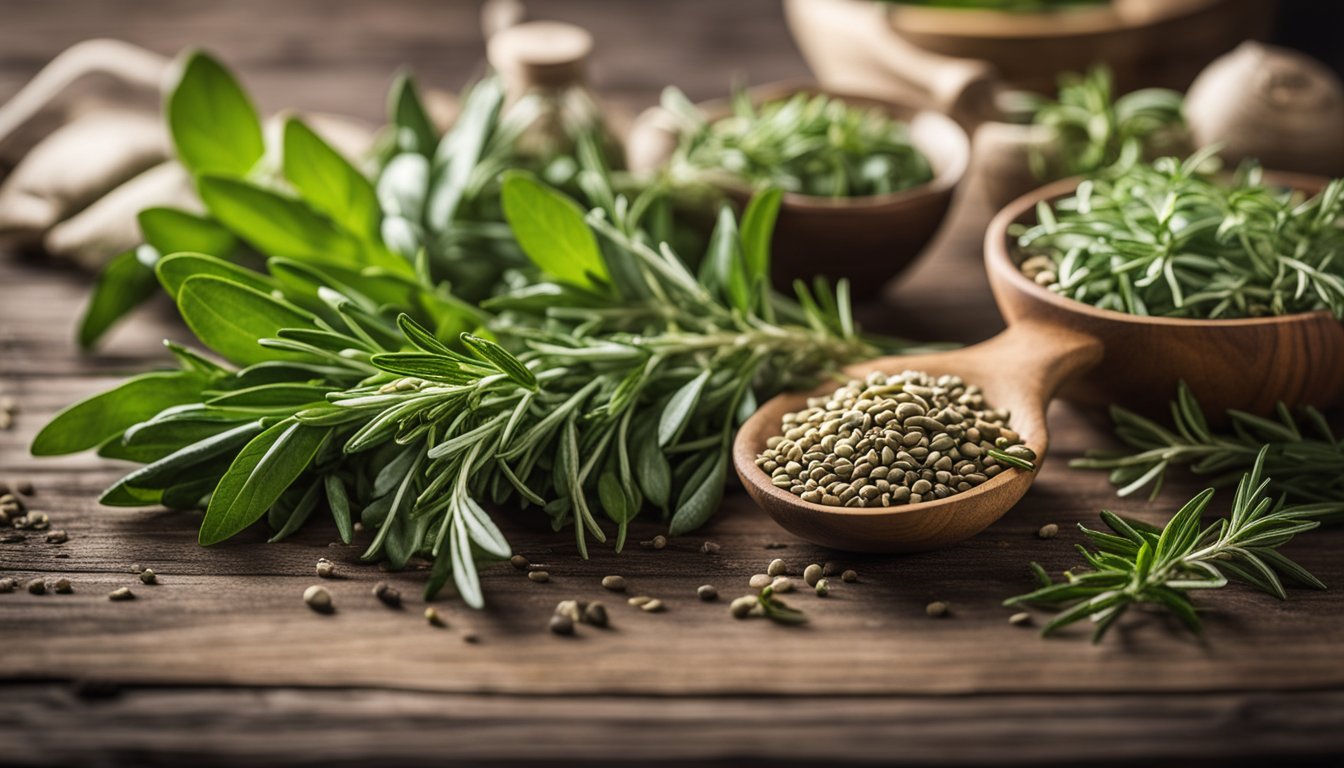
<box><xmin>732</xmin><ymin>320</ymin><xmax>1101</xmax><ymax>552</ymax></box>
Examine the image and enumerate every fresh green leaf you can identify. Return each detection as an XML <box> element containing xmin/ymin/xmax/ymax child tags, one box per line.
<box><xmin>500</xmin><ymin>172</ymin><xmax>609</xmax><ymax>290</ymax></box>
<box><xmin>32</xmin><ymin>370</ymin><xmax>210</xmax><ymax>456</ymax></box>
<box><xmin>78</xmin><ymin>247</ymin><xmax>159</xmax><ymax>349</ymax></box>
<box><xmin>199</xmin><ymin>419</ymin><xmax>331</xmax><ymax>545</ymax></box>
<box><xmin>282</xmin><ymin>117</ymin><xmax>381</xmax><ymax>241</ymax></box>
<box><xmin>177</xmin><ymin>275</ymin><xmax>315</xmax><ymax>367</ymax></box>
<box><xmin>166</xmin><ymin>50</ymin><xmax>265</xmax><ymax>177</ymax></box>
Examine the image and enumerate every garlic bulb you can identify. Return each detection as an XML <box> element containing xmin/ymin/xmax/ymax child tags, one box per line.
<box><xmin>1186</xmin><ymin>42</ymin><xmax>1344</xmax><ymax>176</ymax></box>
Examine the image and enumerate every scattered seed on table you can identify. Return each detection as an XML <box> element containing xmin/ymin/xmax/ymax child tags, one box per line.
<box><xmin>700</xmin><ymin>541</ymin><xmax>721</xmax><ymax>554</ymax></box>
<box><xmin>767</xmin><ymin>558</ymin><xmax>788</xmax><ymax>577</ymax></box>
<box><xmin>730</xmin><ymin>595</ymin><xmax>758</xmax><ymax>618</ymax></box>
<box><xmin>424</xmin><ymin>606</ymin><xmax>446</xmax><ymax>627</ymax></box>
<box><xmin>583</xmin><ymin>602</ymin><xmax>609</xmax><ymax>628</ymax></box>
<box><xmin>17</xmin><ymin>481</ymin><xmax>33</xmax><ymax>496</ymax></box>
<box><xmin>549</xmin><ymin>612</ymin><xmax>575</xmax><ymax>635</ymax></box>
<box><xmin>640</xmin><ymin>599</ymin><xmax>665</xmax><ymax>613</ymax></box>
<box><xmin>601</xmin><ymin>575</ymin><xmax>626</xmax><ymax>592</ymax></box>
<box><xmin>45</xmin><ymin>530</ymin><xmax>68</xmax><ymax>544</ymax></box>
<box><xmin>555</xmin><ymin>599</ymin><xmax>583</xmax><ymax>622</ymax></box>
<box><xmin>815</xmin><ymin>578</ymin><xmax>830</xmax><ymax>597</ymax></box>
<box><xmin>353</xmin><ymin>522</ymin><xmax>364</xmax><ymax>533</ymax></box>
<box><xmin>770</xmin><ymin>577</ymin><xmax>794</xmax><ymax>593</ymax></box>
<box><xmin>641</xmin><ymin>535</ymin><xmax>668</xmax><ymax>550</ymax></box>
<box><xmin>303</xmin><ymin>585</ymin><xmax>332</xmax><ymax>612</ymax></box>
<box><xmin>462</xmin><ymin>632</ymin><xmax>480</xmax><ymax>644</ymax></box>
<box><xmin>803</xmin><ymin>564</ymin><xmax>823</xmax><ymax>587</ymax></box>
<box><xmin>25</xmin><ymin>512</ymin><xmax>47</xmax><ymax>530</ymax></box>
<box><xmin>54</xmin><ymin>578</ymin><xmax>72</xmax><ymax>594</ymax></box>
<box><xmin>138</xmin><ymin>568</ymin><xmax>157</xmax><ymax>585</ymax></box>
<box><xmin>1037</xmin><ymin>523</ymin><xmax>1059</xmax><ymax>540</ymax></box>
<box><xmin>0</xmin><ymin>577</ymin><xmax>16</xmax><ymax>593</ymax></box>
<box><xmin>748</xmin><ymin>573</ymin><xmax>772</xmax><ymax>589</ymax></box>
<box><xmin>315</xmin><ymin>558</ymin><xmax>336</xmax><ymax>578</ymax></box>
<box><xmin>108</xmin><ymin>587</ymin><xmax>134</xmax><ymax>601</ymax></box>
<box><xmin>841</xmin><ymin>569</ymin><xmax>858</xmax><ymax>583</ymax></box>
<box><xmin>527</xmin><ymin>570</ymin><xmax>550</xmax><ymax>583</ymax></box>
<box><xmin>697</xmin><ymin>585</ymin><xmax>718</xmax><ymax>601</ymax></box>
<box><xmin>926</xmin><ymin>601</ymin><xmax>948</xmax><ymax>618</ymax></box>
<box><xmin>1009</xmin><ymin>612</ymin><xmax>1032</xmax><ymax>626</ymax></box>
<box><xmin>373</xmin><ymin>581</ymin><xmax>402</xmax><ymax>608</ymax></box>
<box><xmin>628</xmin><ymin>595</ymin><xmax>652</xmax><ymax>607</ymax></box>
<box><xmin>26</xmin><ymin>578</ymin><xmax>45</xmax><ymax>595</ymax></box>
<box><xmin>130</xmin><ymin>564</ymin><xmax>144</xmax><ymax>574</ymax></box>
<box><xmin>510</xmin><ymin>555</ymin><xmax>530</xmax><ymax>570</ymax></box>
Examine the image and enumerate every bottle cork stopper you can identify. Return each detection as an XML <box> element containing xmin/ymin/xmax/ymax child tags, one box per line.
<box><xmin>487</xmin><ymin>21</ymin><xmax>593</xmax><ymax>91</ymax></box>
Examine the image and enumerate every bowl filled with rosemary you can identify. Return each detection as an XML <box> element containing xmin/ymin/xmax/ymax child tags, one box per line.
<box><xmin>985</xmin><ymin>151</ymin><xmax>1344</xmax><ymax>419</ymax></box>
<box><xmin>627</xmin><ymin>81</ymin><xmax>969</xmax><ymax>297</ymax></box>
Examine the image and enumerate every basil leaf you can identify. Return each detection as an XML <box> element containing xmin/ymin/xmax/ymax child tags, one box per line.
<box><xmin>32</xmin><ymin>370</ymin><xmax>210</xmax><ymax>456</ymax></box>
<box><xmin>178</xmin><ymin>275</ymin><xmax>315</xmax><ymax>367</ymax></box>
<box><xmin>199</xmin><ymin>419</ymin><xmax>331</xmax><ymax>545</ymax></box>
<box><xmin>78</xmin><ymin>247</ymin><xmax>159</xmax><ymax>349</ymax></box>
<box><xmin>139</xmin><ymin>207</ymin><xmax>237</xmax><ymax>257</ymax></box>
<box><xmin>461</xmin><ymin>333</ymin><xmax>537</xmax><ymax>389</ymax></box>
<box><xmin>389</xmin><ymin>71</ymin><xmax>438</xmax><ymax>157</ymax></box>
<box><xmin>156</xmin><ymin>252</ymin><xmax>276</xmax><ymax>300</ymax></box>
<box><xmin>500</xmin><ymin>171</ymin><xmax>609</xmax><ymax>290</ymax></box>
<box><xmin>658</xmin><ymin>369</ymin><xmax>710</xmax><ymax>447</ymax></box>
<box><xmin>167</xmin><ymin>50</ymin><xmax>264</xmax><ymax>177</ymax></box>
<box><xmin>196</xmin><ymin>175</ymin><xmax>368</xmax><ymax>268</ymax></box>
<box><xmin>669</xmin><ymin>447</ymin><xmax>727</xmax><ymax>536</ymax></box>
<box><xmin>282</xmin><ymin>118</ymin><xmax>381</xmax><ymax>241</ymax></box>
<box><xmin>739</xmin><ymin>187</ymin><xmax>782</xmax><ymax>289</ymax></box>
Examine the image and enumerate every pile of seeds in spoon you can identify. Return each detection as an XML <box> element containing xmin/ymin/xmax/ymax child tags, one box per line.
<box><xmin>755</xmin><ymin>370</ymin><xmax>1035</xmax><ymax>508</ymax></box>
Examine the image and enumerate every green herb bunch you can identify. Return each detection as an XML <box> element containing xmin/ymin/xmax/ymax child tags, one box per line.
<box><xmin>1006</xmin><ymin>448</ymin><xmax>1326</xmax><ymax>642</ymax></box>
<box><xmin>659</xmin><ymin>87</ymin><xmax>933</xmax><ymax>198</ymax></box>
<box><xmin>1005</xmin><ymin>66</ymin><xmax>1186</xmax><ymax>179</ymax></box>
<box><xmin>1072</xmin><ymin>383</ymin><xmax>1344</xmax><ymax>521</ymax></box>
<box><xmin>35</xmin><ymin>51</ymin><xmax>891</xmax><ymax>608</ymax></box>
<box><xmin>1015</xmin><ymin>149</ymin><xmax>1344</xmax><ymax>319</ymax></box>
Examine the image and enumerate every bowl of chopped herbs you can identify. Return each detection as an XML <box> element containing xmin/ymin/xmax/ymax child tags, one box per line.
<box><xmin>629</xmin><ymin>81</ymin><xmax>969</xmax><ymax>297</ymax></box>
<box><xmin>986</xmin><ymin>149</ymin><xmax>1344</xmax><ymax>418</ymax></box>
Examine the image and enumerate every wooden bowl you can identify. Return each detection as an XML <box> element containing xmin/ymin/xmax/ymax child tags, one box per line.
<box><xmin>625</xmin><ymin>82</ymin><xmax>968</xmax><ymax>298</ymax></box>
<box><xmin>986</xmin><ymin>173</ymin><xmax>1344</xmax><ymax>418</ymax></box>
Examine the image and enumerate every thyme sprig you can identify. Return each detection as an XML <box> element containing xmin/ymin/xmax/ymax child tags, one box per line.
<box><xmin>1006</xmin><ymin>448</ymin><xmax>1326</xmax><ymax>642</ymax></box>
<box><xmin>1072</xmin><ymin>382</ymin><xmax>1344</xmax><ymax>522</ymax></box>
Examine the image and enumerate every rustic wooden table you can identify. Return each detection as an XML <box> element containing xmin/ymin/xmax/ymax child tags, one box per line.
<box><xmin>2</xmin><ymin>2</ymin><xmax>1343</xmax><ymax>766</ymax></box>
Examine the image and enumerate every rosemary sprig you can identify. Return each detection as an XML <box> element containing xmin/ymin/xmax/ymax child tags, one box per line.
<box><xmin>1006</xmin><ymin>448</ymin><xmax>1326</xmax><ymax>642</ymax></box>
<box><xmin>1071</xmin><ymin>382</ymin><xmax>1344</xmax><ymax>522</ymax></box>
<box><xmin>1014</xmin><ymin>148</ymin><xmax>1344</xmax><ymax>319</ymax></box>
<box><xmin>659</xmin><ymin>86</ymin><xmax>933</xmax><ymax>198</ymax></box>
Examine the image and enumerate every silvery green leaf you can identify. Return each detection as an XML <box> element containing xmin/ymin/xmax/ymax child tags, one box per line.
<box><xmin>658</xmin><ymin>369</ymin><xmax>710</xmax><ymax>447</ymax></box>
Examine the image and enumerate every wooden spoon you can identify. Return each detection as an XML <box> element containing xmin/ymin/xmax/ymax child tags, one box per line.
<box><xmin>732</xmin><ymin>319</ymin><xmax>1101</xmax><ymax>552</ymax></box>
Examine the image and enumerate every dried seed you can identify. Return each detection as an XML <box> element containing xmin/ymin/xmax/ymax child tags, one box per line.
<box><xmin>697</xmin><ymin>584</ymin><xmax>718</xmax><ymax>601</ymax></box>
<box><xmin>639</xmin><ymin>598</ymin><xmax>665</xmax><ymax>613</ymax></box>
<box><xmin>462</xmin><ymin>632</ymin><xmax>480</xmax><ymax>644</ymax></box>
<box><xmin>627</xmin><ymin>595</ymin><xmax>653</xmax><ymax>607</ymax></box>
<box><xmin>730</xmin><ymin>595</ymin><xmax>758</xmax><ymax>618</ymax></box>
<box><xmin>925</xmin><ymin>601</ymin><xmax>948</xmax><ymax>618</ymax></box>
<box><xmin>373</xmin><ymin>581</ymin><xmax>402</xmax><ymax>608</ymax></box>
<box><xmin>54</xmin><ymin>578</ymin><xmax>72</xmax><ymax>594</ymax></box>
<box><xmin>45</xmin><ymin>530</ymin><xmax>68</xmax><ymax>544</ymax></box>
<box><xmin>0</xmin><ymin>577</ymin><xmax>16</xmax><ymax>593</ymax></box>
<box><xmin>1009</xmin><ymin>612</ymin><xmax>1032</xmax><ymax>626</ymax></box>
<box><xmin>527</xmin><ymin>570</ymin><xmax>550</xmax><ymax>583</ymax></box>
<box><xmin>803</xmin><ymin>564</ymin><xmax>823</xmax><ymax>587</ymax></box>
<box><xmin>303</xmin><ymin>585</ymin><xmax>332</xmax><ymax>612</ymax></box>
<box><xmin>555</xmin><ymin>599</ymin><xmax>583</xmax><ymax>622</ymax></box>
<box><xmin>841</xmin><ymin>569</ymin><xmax>858</xmax><ymax>583</ymax></box>
<box><xmin>424</xmin><ymin>607</ymin><xmax>446</xmax><ymax>627</ymax></box>
<box><xmin>108</xmin><ymin>587</ymin><xmax>134</xmax><ymax>601</ymax></box>
<box><xmin>640</xmin><ymin>534</ymin><xmax>668</xmax><ymax>550</ymax></box>
<box><xmin>509</xmin><ymin>554</ymin><xmax>530</xmax><ymax>570</ymax></box>
<box><xmin>138</xmin><ymin>568</ymin><xmax>157</xmax><ymax>585</ymax></box>
<box><xmin>582</xmin><ymin>601</ymin><xmax>609</xmax><ymax>627</ymax></box>
<box><xmin>700</xmin><ymin>541</ymin><xmax>721</xmax><ymax>554</ymax></box>
<box><xmin>27</xmin><ymin>578</ymin><xmax>45</xmax><ymax>595</ymax></box>
<box><xmin>770</xmin><ymin>577</ymin><xmax>794</xmax><ymax>593</ymax></box>
<box><xmin>748</xmin><ymin>573</ymin><xmax>772</xmax><ymax>589</ymax></box>
<box><xmin>814</xmin><ymin>578</ymin><xmax>830</xmax><ymax>597</ymax></box>
<box><xmin>767</xmin><ymin>558</ymin><xmax>788</xmax><ymax>576</ymax></box>
<box><xmin>1037</xmin><ymin>523</ymin><xmax>1059</xmax><ymax>539</ymax></box>
<box><xmin>601</xmin><ymin>575</ymin><xmax>627</xmax><ymax>592</ymax></box>
<box><xmin>315</xmin><ymin>558</ymin><xmax>336</xmax><ymax>578</ymax></box>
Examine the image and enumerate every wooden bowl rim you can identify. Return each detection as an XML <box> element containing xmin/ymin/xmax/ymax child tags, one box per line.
<box><xmin>693</xmin><ymin>79</ymin><xmax>969</xmax><ymax>211</ymax></box>
<box><xmin>985</xmin><ymin>171</ymin><xmax>1343</xmax><ymax>331</ymax></box>
<box><xmin>885</xmin><ymin>0</ymin><xmax>1225</xmax><ymax>41</ymax></box>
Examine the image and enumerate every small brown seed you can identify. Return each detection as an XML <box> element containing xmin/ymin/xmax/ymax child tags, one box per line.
<box><xmin>373</xmin><ymin>581</ymin><xmax>402</xmax><ymax>608</ymax></box>
<box><xmin>462</xmin><ymin>632</ymin><xmax>480</xmax><ymax>644</ymax></box>
<box><xmin>803</xmin><ymin>564</ymin><xmax>823</xmax><ymax>587</ymax></box>
<box><xmin>549</xmin><ymin>613</ymin><xmax>575</xmax><ymax>635</ymax></box>
<box><xmin>925</xmin><ymin>601</ymin><xmax>948</xmax><ymax>618</ymax></box>
<box><xmin>138</xmin><ymin>568</ymin><xmax>157</xmax><ymax>585</ymax></box>
<box><xmin>0</xmin><ymin>577</ymin><xmax>16</xmax><ymax>593</ymax></box>
<box><xmin>1037</xmin><ymin>523</ymin><xmax>1059</xmax><ymax>540</ymax></box>
<box><xmin>315</xmin><ymin>558</ymin><xmax>336</xmax><ymax>578</ymax></box>
<box><xmin>45</xmin><ymin>530</ymin><xmax>68</xmax><ymax>544</ymax></box>
<box><xmin>770</xmin><ymin>577</ymin><xmax>794</xmax><ymax>593</ymax></box>
<box><xmin>527</xmin><ymin>570</ymin><xmax>550</xmax><ymax>583</ymax></box>
<box><xmin>53</xmin><ymin>578</ymin><xmax>72</xmax><ymax>594</ymax></box>
<box><xmin>700</xmin><ymin>540</ymin><xmax>721</xmax><ymax>554</ymax></box>
<box><xmin>109</xmin><ymin>587</ymin><xmax>135</xmax><ymax>601</ymax></box>
<box><xmin>767</xmin><ymin>558</ymin><xmax>788</xmax><ymax>577</ymax></box>
<box><xmin>601</xmin><ymin>575</ymin><xmax>626</xmax><ymax>592</ymax></box>
<box><xmin>582</xmin><ymin>601</ymin><xmax>609</xmax><ymax>627</ymax></box>
<box><xmin>814</xmin><ymin>578</ymin><xmax>830</xmax><ymax>597</ymax></box>
<box><xmin>697</xmin><ymin>584</ymin><xmax>718</xmax><ymax>601</ymax></box>
<box><xmin>627</xmin><ymin>595</ymin><xmax>653</xmax><ymax>607</ymax></box>
<box><xmin>17</xmin><ymin>480</ymin><xmax>34</xmax><ymax>496</ymax></box>
<box><xmin>641</xmin><ymin>534</ymin><xmax>668</xmax><ymax>550</ymax></box>
<box><xmin>841</xmin><ymin>569</ymin><xmax>858</xmax><ymax>583</ymax></box>
<box><xmin>640</xmin><ymin>599</ymin><xmax>665</xmax><ymax>613</ymax></box>
<box><xmin>748</xmin><ymin>573</ymin><xmax>772</xmax><ymax>589</ymax></box>
<box><xmin>27</xmin><ymin>578</ymin><xmax>45</xmax><ymax>595</ymax></box>
<box><xmin>424</xmin><ymin>607</ymin><xmax>446</xmax><ymax>627</ymax></box>
<box><xmin>730</xmin><ymin>595</ymin><xmax>758</xmax><ymax>618</ymax></box>
<box><xmin>303</xmin><ymin>585</ymin><xmax>332</xmax><ymax>612</ymax></box>
<box><xmin>1009</xmin><ymin>612</ymin><xmax>1032</xmax><ymax>626</ymax></box>
<box><xmin>510</xmin><ymin>554</ymin><xmax>530</xmax><ymax>570</ymax></box>
<box><xmin>555</xmin><ymin>599</ymin><xmax>583</xmax><ymax>622</ymax></box>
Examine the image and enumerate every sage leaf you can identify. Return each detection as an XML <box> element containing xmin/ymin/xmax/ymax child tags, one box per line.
<box><xmin>140</xmin><ymin>206</ymin><xmax>237</xmax><ymax>256</ymax></box>
<box><xmin>325</xmin><ymin>474</ymin><xmax>353</xmax><ymax>544</ymax></box>
<box><xmin>500</xmin><ymin>171</ymin><xmax>609</xmax><ymax>290</ymax></box>
<box><xmin>78</xmin><ymin>247</ymin><xmax>159</xmax><ymax>349</ymax></box>
<box><xmin>199</xmin><ymin>419</ymin><xmax>331</xmax><ymax>545</ymax></box>
<box><xmin>635</xmin><ymin>438</ymin><xmax>671</xmax><ymax>509</ymax></box>
<box><xmin>669</xmin><ymin>447</ymin><xmax>727</xmax><ymax>536</ymax></box>
<box><xmin>156</xmin><ymin>252</ymin><xmax>276</xmax><ymax>300</ymax></box>
<box><xmin>282</xmin><ymin>117</ymin><xmax>381</xmax><ymax>241</ymax></box>
<box><xmin>389</xmin><ymin>70</ymin><xmax>438</xmax><ymax>157</ymax></box>
<box><xmin>32</xmin><ymin>370</ymin><xmax>210</xmax><ymax>456</ymax></box>
<box><xmin>177</xmin><ymin>275</ymin><xmax>315</xmax><ymax>367</ymax></box>
<box><xmin>101</xmin><ymin>421</ymin><xmax>264</xmax><ymax>501</ymax></box>
<box><xmin>268</xmin><ymin>480</ymin><xmax>322</xmax><ymax>542</ymax></box>
<box><xmin>167</xmin><ymin>50</ymin><xmax>265</xmax><ymax>177</ymax></box>
<box><xmin>196</xmin><ymin>176</ymin><xmax>375</xmax><ymax>269</ymax></box>
<box><xmin>658</xmin><ymin>369</ymin><xmax>710</xmax><ymax>447</ymax></box>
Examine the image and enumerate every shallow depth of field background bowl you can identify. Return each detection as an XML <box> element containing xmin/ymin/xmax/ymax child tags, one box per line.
<box><xmin>986</xmin><ymin>172</ymin><xmax>1344</xmax><ymax>419</ymax></box>
<box><xmin>625</xmin><ymin>82</ymin><xmax>968</xmax><ymax>299</ymax></box>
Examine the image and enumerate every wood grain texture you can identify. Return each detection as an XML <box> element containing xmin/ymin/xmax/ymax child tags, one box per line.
<box><xmin>2</xmin><ymin>1</ymin><xmax>1344</xmax><ymax>765</ymax></box>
